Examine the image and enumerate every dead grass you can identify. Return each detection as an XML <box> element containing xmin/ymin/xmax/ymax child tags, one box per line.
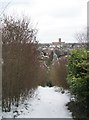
<box><xmin>50</xmin><ymin>56</ymin><xmax>69</xmax><ymax>89</ymax></box>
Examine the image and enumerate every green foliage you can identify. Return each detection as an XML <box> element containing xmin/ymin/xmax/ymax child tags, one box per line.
<box><xmin>67</xmin><ymin>48</ymin><xmax>89</xmax><ymax>109</ymax></box>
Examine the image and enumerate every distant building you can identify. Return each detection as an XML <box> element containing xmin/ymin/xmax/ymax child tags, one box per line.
<box><xmin>52</xmin><ymin>38</ymin><xmax>65</xmax><ymax>48</ymax></box>
<box><xmin>59</xmin><ymin>38</ymin><xmax>61</xmax><ymax>43</ymax></box>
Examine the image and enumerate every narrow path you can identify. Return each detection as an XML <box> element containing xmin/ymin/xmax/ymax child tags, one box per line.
<box><xmin>3</xmin><ymin>86</ymin><xmax>72</xmax><ymax>118</ymax></box>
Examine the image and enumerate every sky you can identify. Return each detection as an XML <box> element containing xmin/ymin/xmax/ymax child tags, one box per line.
<box><xmin>0</xmin><ymin>0</ymin><xmax>88</xmax><ymax>43</ymax></box>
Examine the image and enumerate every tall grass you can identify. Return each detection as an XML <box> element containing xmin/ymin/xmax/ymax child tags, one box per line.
<box><xmin>50</xmin><ymin>56</ymin><xmax>69</xmax><ymax>89</ymax></box>
<box><xmin>2</xmin><ymin>16</ymin><xmax>45</xmax><ymax>112</ymax></box>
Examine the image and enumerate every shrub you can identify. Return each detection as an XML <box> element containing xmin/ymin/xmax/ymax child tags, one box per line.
<box><xmin>50</xmin><ymin>56</ymin><xmax>69</xmax><ymax>89</ymax></box>
<box><xmin>67</xmin><ymin>48</ymin><xmax>89</xmax><ymax>110</ymax></box>
<box><xmin>2</xmin><ymin>16</ymin><xmax>40</xmax><ymax>111</ymax></box>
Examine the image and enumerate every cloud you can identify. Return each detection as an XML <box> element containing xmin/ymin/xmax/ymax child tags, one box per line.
<box><xmin>1</xmin><ymin>0</ymin><xmax>87</xmax><ymax>43</ymax></box>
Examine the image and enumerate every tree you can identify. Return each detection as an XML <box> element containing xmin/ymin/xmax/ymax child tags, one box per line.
<box><xmin>87</xmin><ymin>27</ymin><xmax>89</xmax><ymax>49</ymax></box>
<box><xmin>74</xmin><ymin>27</ymin><xmax>89</xmax><ymax>49</ymax></box>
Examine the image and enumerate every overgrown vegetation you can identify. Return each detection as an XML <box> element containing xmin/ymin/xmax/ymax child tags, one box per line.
<box><xmin>50</xmin><ymin>56</ymin><xmax>69</xmax><ymax>89</ymax></box>
<box><xmin>67</xmin><ymin>48</ymin><xmax>89</xmax><ymax>118</ymax></box>
<box><xmin>2</xmin><ymin>16</ymin><xmax>46</xmax><ymax>112</ymax></box>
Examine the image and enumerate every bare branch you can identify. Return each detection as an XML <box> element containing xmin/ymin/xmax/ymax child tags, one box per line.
<box><xmin>0</xmin><ymin>1</ymin><xmax>11</xmax><ymax>17</ymax></box>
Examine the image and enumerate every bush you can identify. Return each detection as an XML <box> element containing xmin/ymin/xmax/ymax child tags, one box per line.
<box><xmin>2</xmin><ymin>16</ymin><xmax>41</xmax><ymax>111</ymax></box>
<box><xmin>67</xmin><ymin>48</ymin><xmax>89</xmax><ymax>110</ymax></box>
<box><xmin>50</xmin><ymin>56</ymin><xmax>69</xmax><ymax>89</ymax></box>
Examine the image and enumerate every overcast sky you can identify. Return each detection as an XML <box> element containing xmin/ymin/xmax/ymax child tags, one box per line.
<box><xmin>0</xmin><ymin>0</ymin><xmax>88</xmax><ymax>43</ymax></box>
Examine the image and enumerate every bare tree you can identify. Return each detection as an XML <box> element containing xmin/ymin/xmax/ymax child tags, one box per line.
<box><xmin>74</xmin><ymin>28</ymin><xmax>87</xmax><ymax>43</ymax></box>
<box><xmin>87</xmin><ymin>26</ymin><xmax>89</xmax><ymax>49</ymax></box>
<box><xmin>74</xmin><ymin>27</ymin><xmax>89</xmax><ymax>49</ymax></box>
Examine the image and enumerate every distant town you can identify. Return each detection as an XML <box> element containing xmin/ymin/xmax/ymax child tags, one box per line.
<box><xmin>38</xmin><ymin>38</ymin><xmax>85</xmax><ymax>62</ymax></box>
